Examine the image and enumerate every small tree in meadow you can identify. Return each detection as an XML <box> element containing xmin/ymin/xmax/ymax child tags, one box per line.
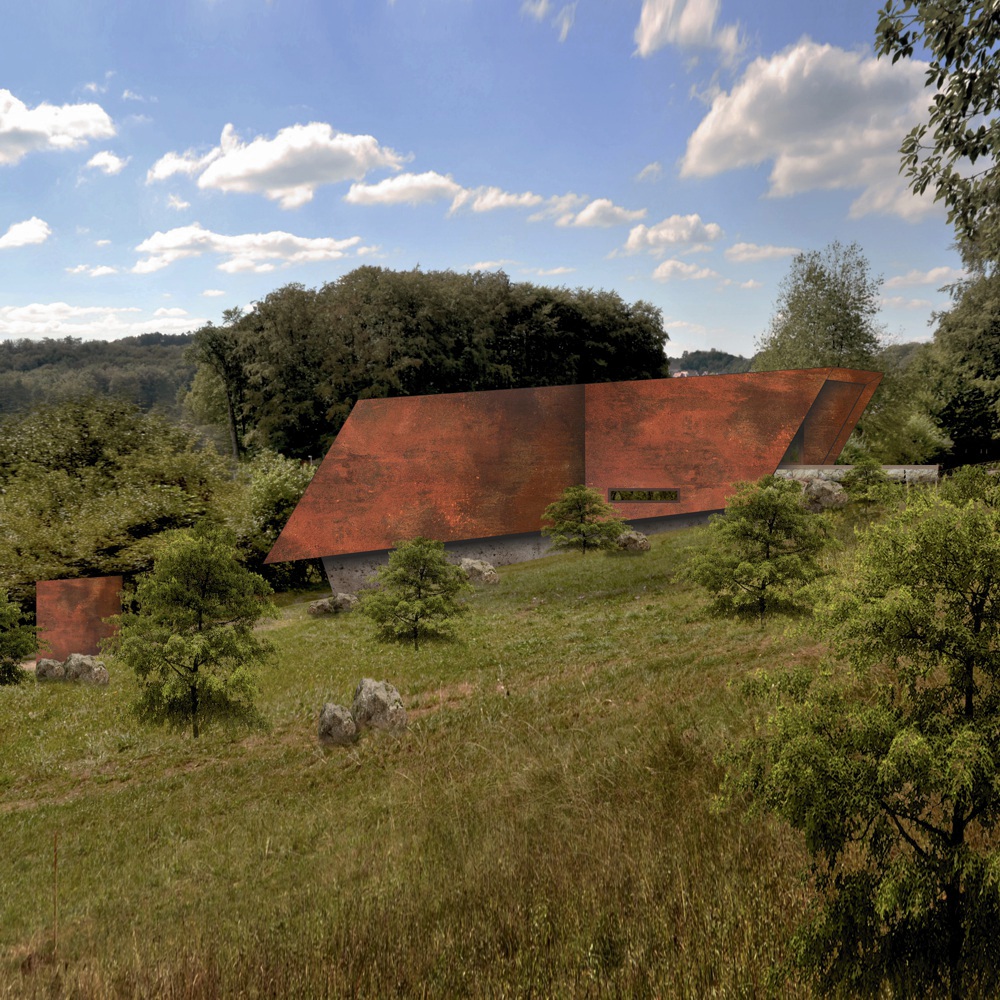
<box><xmin>359</xmin><ymin>537</ymin><xmax>471</xmax><ymax>650</ymax></box>
<box><xmin>542</xmin><ymin>485</ymin><xmax>626</xmax><ymax>554</ymax></box>
<box><xmin>105</xmin><ymin>527</ymin><xmax>277</xmax><ymax>738</ymax></box>
<box><xmin>685</xmin><ymin>475</ymin><xmax>826</xmax><ymax>622</ymax></box>
<box><xmin>0</xmin><ymin>589</ymin><xmax>37</xmax><ymax>685</ymax></box>
<box><xmin>840</xmin><ymin>455</ymin><xmax>898</xmax><ymax>514</ymax></box>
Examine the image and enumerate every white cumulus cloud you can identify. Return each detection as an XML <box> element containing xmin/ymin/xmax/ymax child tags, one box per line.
<box><xmin>620</xmin><ymin>213</ymin><xmax>722</xmax><ymax>255</ymax></box>
<box><xmin>132</xmin><ymin>222</ymin><xmax>363</xmax><ymax>274</ymax></box>
<box><xmin>167</xmin><ymin>194</ymin><xmax>190</xmax><ymax>210</ymax></box>
<box><xmin>0</xmin><ymin>217</ymin><xmax>51</xmax><ymax>249</ymax></box>
<box><xmin>564</xmin><ymin>198</ymin><xmax>646</xmax><ymax>228</ymax></box>
<box><xmin>85</xmin><ymin>150</ymin><xmax>129</xmax><ymax>175</ymax></box>
<box><xmin>634</xmin><ymin>0</ymin><xmax>742</xmax><ymax>60</ymax></box>
<box><xmin>451</xmin><ymin>186</ymin><xmax>544</xmax><ymax>213</ymax></box>
<box><xmin>881</xmin><ymin>295</ymin><xmax>934</xmax><ymax>310</ymax></box>
<box><xmin>0</xmin><ymin>89</ymin><xmax>114</xmax><ymax>165</ymax></box>
<box><xmin>0</xmin><ymin>302</ymin><xmax>205</xmax><ymax>340</ymax></box>
<box><xmin>681</xmin><ymin>39</ymin><xmax>936</xmax><ymax>221</ymax></box>
<box><xmin>66</xmin><ymin>263</ymin><xmax>117</xmax><ymax>277</ymax></box>
<box><xmin>149</xmin><ymin>122</ymin><xmax>407</xmax><ymax>209</ymax></box>
<box><xmin>653</xmin><ymin>259</ymin><xmax>719</xmax><ymax>281</ymax></box>
<box><xmin>345</xmin><ymin>171</ymin><xmax>464</xmax><ymax>207</ymax></box>
<box><xmin>884</xmin><ymin>266</ymin><xmax>966</xmax><ymax>288</ymax></box>
<box><xmin>202</xmin><ymin>289</ymin><xmax>226</xmax><ymax>297</ymax></box>
<box><xmin>724</xmin><ymin>241</ymin><xmax>801</xmax><ymax>262</ymax></box>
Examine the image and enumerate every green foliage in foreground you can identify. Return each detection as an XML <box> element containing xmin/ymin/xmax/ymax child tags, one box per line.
<box><xmin>685</xmin><ymin>475</ymin><xmax>827</xmax><ymax>621</ymax></box>
<box><xmin>541</xmin><ymin>484</ymin><xmax>626</xmax><ymax>554</ymax></box>
<box><xmin>358</xmin><ymin>537</ymin><xmax>471</xmax><ymax>649</ymax></box>
<box><xmin>0</xmin><ymin>589</ymin><xmax>36</xmax><ymax>685</ymax></box>
<box><xmin>730</xmin><ymin>494</ymin><xmax>1000</xmax><ymax>998</ymax></box>
<box><xmin>0</xmin><ymin>529</ymin><xmax>815</xmax><ymax>998</ymax></box>
<box><xmin>0</xmin><ymin>397</ymin><xmax>229</xmax><ymax>599</ymax></box>
<box><xmin>105</xmin><ymin>528</ymin><xmax>277</xmax><ymax>738</ymax></box>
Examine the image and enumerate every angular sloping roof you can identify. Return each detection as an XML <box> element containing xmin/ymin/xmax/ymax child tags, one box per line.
<box><xmin>266</xmin><ymin>367</ymin><xmax>881</xmax><ymax>563</ymax></box>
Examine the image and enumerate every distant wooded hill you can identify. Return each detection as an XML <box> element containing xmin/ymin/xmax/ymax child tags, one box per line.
<box><xmin>0</xmin><ymin>333</ymin><xmax>195</xmax><ymax>419</ymax></box>
<box><xmin>673</xmin><ymin>349</ymin><xmax>752</xmax><ymax>374</ymax></box>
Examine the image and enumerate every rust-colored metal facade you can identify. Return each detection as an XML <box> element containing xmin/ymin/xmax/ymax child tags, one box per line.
<box><xmin>35</xmin><ymin>576</ymin><xmax>122</xmax><ymax>662</ymax></box>
<box><xmin>266</xmin><ymin>367</ymin><xmax>881</xmax><ymax>565</ymax></box>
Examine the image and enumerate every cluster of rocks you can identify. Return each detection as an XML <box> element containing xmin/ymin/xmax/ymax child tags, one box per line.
<box><xmin>615</xmin><ymin>529</ymin><xmax>651</xmax><ymax>553</ymax></box>
<box><xmin>319</xmin><ymin>678</ymin><xmax>407</xmax><ymax>746</ymax></box>
<box><xmin>35</xmin><ymin>653</ymin><xmax>109</xmax><ymax>685</ymax></box>
<box><xmin>308</xmin><ymin>593</ymin><xmax>358</xmax><ymax>616</ymax></box>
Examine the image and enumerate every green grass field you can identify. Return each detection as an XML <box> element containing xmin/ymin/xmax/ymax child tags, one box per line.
<box><xmin>1</xmin><ymin>528</ymin><xmax>826</xmax><ymax>998</ymax></box>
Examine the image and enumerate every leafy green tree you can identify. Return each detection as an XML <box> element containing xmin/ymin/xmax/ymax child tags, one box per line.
<box><xmin>752</xmin><ymin>242</ymin><xmax>883</xmax><ymax>373</ymax></box>
<box><xmin>0</xmin><ymin>588</ymin><xmax>37</xmax><ymax>685</ymax></box>
<box><xmin>187</xmin><ymin>268</ymin><xmax>668</xmax><ymax>460</ymax></box>
<box><xmin>188</xmin><ymin>315</ymin><xmax>251</xmax><ymax>461</ymax></box>
<box><xmin>845</xmin><ymin>343</ymin><xmax>951</xmax><ymax>464</ymax></box>
<box><xmin>876</xmin><ymin>1</ymin><xmax>1000</xmax><ymax>268</ymax></box>
<box><xmin>924</xmin><ymin>272</ymin><xmax>1000</xmax><ymax>465</ymax></box>
<box><xmin>729</xmin><ymin>494</ymin><xmax>1000</xmax><ymax>997</ymax></box>
<box><xmin>840</xmin><ymin>455</ymin><xmax>899</xmax><ymax>514</ymax></box>
<box><xmin>105</xmin><ymin>528</ymin><xmax>277</xmax><ymax>738</ymax></box>
<box><xmin>685</xmin><ymin>475</ymin><xmax>826</xmax><ymax>621</ymax></box>
<box><xmin>358</xmin><ymin>538</ymin><xmax>471</xmax><ymax>650</ymax></box>
<box><xmin>0</xmin><ymin>398</ymin><xmax>229</xmax><ymax>600</ymax></box>
<box><xmin>233</xmin><ymin>450</ymin><xmax>321</xmax><ymax>589</ymax></box>
<box><xmin>753</xmin><ymin>242</ymin><xmax>949</xmax><ymax>463</ymax></box>
<box><xmin>541</xmin><ymin>485</ymin><xmax>627</xmax><ymax>554</ymax></box>
<box><xmin>938</xmin><ymin>463</ymin><xmax>1000</xmax><ymax>507</ymax></box>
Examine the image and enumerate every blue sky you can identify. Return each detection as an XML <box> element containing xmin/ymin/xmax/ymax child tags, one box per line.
<box><xmin>0</xmin><ymin>0</ymin><xmax>962</xmax><ymax>358</ymax></box>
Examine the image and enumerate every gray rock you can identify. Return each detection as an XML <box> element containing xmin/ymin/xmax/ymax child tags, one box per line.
<box><xmin>35</xmin><ymin>658</ymin><xmax>65</xmax><ymax>680</ymax></box>
<box><xmin>36</xmin><ymin>654</ymin><xmax>107</xmax><ymax>684</ymax></box>
<box><xmin>352</xmin><ymin>678</ymin><xmax>407</xmax><ymax>734</ymax></box>
<box><xmin>63</xmin><ymin>653</ymin><xmax>109</xmax><ymax>685</ymax></box>
<box><xmin>308</xmin><ymin>593</ymin><xmax>359</xmax><ymax>616</ymax></box>
<box><xmin>318</xmin><ymin>703</ymin><xmax>358</xmax><ymax>746</ymax></box>
<box><xmin>459</xmin><ymin>558</ymin><xmax>500</xmax><ymax>585</ymax></box>
<box><xmin>615</xmin><ymin>529</ymin><xmax>651</xmax><ymax>552</ymax></box>
<box><xmin>801</xmin><ymin>478</ymin><xmax>848</xmax><ymax>512</ymax></box>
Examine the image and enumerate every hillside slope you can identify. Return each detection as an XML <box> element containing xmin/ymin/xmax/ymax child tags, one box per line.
<box><xmin>1</xmin><ymin>528</ymin><xmax>820</xmax><ymax>998</ymax></box>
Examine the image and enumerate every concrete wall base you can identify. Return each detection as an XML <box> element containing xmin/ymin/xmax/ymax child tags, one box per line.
<box><xmin>321</xmin><ymin>511</ymin><xmax>719</xmax><ymax>594</ymax></box>
<box><xmin>777</xmin><ymin>463</ymin><xmax>939</xmax><ymax>484</ymax></box>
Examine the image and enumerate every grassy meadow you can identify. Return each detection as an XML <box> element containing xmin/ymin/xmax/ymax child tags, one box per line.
<box><xmin>1</xmin><ymin>527</ymin><xmax>832</xmax><ymax>998</ymax></box>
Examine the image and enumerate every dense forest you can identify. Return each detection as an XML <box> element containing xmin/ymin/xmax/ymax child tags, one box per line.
<box><xmin>186</xmin><ymin>267</ymin><xmax>669</xmax><ymax>459</ymax></box>
<box><xmin>0</xmin><ymin>332</ymin><xmax>194</xmax><ymax>419</ymax></box>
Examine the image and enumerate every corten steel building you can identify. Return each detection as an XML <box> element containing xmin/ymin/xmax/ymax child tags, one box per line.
<box><xmin>266</xmin><ymin>367</ymin><xmax>882</xmax><ymax>592</ymax></box>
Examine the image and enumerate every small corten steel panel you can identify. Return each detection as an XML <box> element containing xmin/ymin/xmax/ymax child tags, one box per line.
<box><xmin>36</xmin><ymin>576</ymin><xmax>122</xmax><ymax>661</ymax></box>
<box><xmin>266</xmin><ymin>368</ymin><xmax>882</xmax><ymax>564</ymax></box>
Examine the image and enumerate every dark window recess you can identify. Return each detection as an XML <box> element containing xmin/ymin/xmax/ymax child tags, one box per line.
<box><xmin>608</xmin><ymin>488</ymin><xmax>680</xmax><ymax>503</ymax></box>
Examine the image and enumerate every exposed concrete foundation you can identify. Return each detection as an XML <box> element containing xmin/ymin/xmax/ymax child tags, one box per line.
<box><xmin>321</xmin><ymin>512</ymin><xmax>720</xmax><ymax>594</ymax></box>
<box><xmin>776</xmin><ymin>463</ymin><xmax>939</xmax><ymax>484</ymax></box>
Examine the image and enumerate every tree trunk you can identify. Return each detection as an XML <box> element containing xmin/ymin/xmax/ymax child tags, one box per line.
<box><xmin>191</xmin><ymin>683</ymin><xmax>200</xmax><ymax>739</ymax></box>
<box><xmin>947</xmin><ymin>804</ymin><xmax>966</xmax><ymax>1000</ymax></box>
<box><xmin>224</xmin><ymin>390</ymin><xmax>242</xmax><ymax>463</ymax></box>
